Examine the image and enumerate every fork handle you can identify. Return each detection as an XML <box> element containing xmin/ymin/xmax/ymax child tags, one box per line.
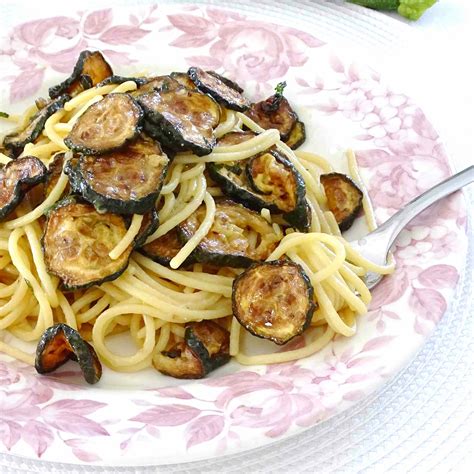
<box><xmin>370</xmin><ymin>165</ymin><xmax>474</xmax><ymax>249</ymax></box>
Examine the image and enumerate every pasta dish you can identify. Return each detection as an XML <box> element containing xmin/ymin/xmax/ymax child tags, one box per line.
<box><xmin>0</xmin><ymin>50</ymin><xmax>394</xmax><ymax>383</ymax></box>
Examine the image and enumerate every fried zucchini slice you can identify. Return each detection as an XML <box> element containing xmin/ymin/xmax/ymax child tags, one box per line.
<box><xmin>207</xmin><ymin>160</ymin><xmax>268</xmax><ymax>209</ymax></box>
<box><xmin>206</xmin><ymin>70</ymin><xmax>244</xmax><ymax>93</ymax></box>
<box><xmin>64</xmin><ymin>93</ymin><xmax>143</xmax><ymax>155</ymax></box>
<box><xmin>133</xmin><ymin>207</ymin><xmax>159</xmax><ymax>248</ymax></box>
<box><xmin>179</xmin><ymin>200</ymin><xmax>280</xmax><ymax>268</ymax></box>
<box><xmin>232</xmin><ymin>261</ymin><xmax>315</xmax><ymax>345</ymax></box>
<box><xmin>139</xmin><ymin>86</ymin><xmax>220</xmax><ymax>156</ymax></box>
<box><xmin>188</xmin><ymin>67</ymin><xmax>250</xmax><ymax>112</ymax></box>
<box><xmin>153</xmin><ymin>339</ymin><xmax>206</xmax><ymax>379</ymax></box>
<box><xmin>49</xmin><ymin>50</ymin><xmax>113</xmax><ymax>99</ymax></box>
<box><xmin>3</xmin><ymin>95</ymin><xmax>69</xmax><ymax>156</ymax></box>
<box><xmin>65</xmin><ymin>135</ymin><xmax>169</xmax><ymax>214</ymax></box>
<box><xmin>217</xmin><ymin>130</ymin><xmax>256</xmax><ymax>146</ymax></box>
<box><xmin>185</xmin><ymin>321</ymin><xmax>230</xmax><ymax>373</ymax></box>
<box><xmin>35</xmin><ymin>323</ymin><xmax>102</xmax><ymax>384</ymax></box>
<box><xmin>0</xmin><ymin>156</ymin><xmax>47</xmax><ymax>219</ymax></box>
<box><xmin>43</xmin><ymin>197</ymin><xmax>132</xmax><ymax>290</ymax></box>
<box><xmin>245</xmin><ymin>82</ymin><xmax>298</xmax><ymax>141</ymax></box>
<box><xmin>170</xmin><ymin>72</ymin><xmax>198</xmax><ymax>90</ymax></box>
<box><xmin>139</xmin><ymin>228</ymin><xmax>194</xmax><ymax>267</ymax></box>
<box><xmin>246</xmin><ymin>150</ymin><xmax>304</xmax><ymax>213</ymax></box>
<box><xmin>132</xmin><ymin>75</ymin><xmax>178</xmax><ymax>96</ymax></box>
<box><xmin>98</xmin><ymin>75</ymin><xmax>148</xmax><ymax>87</ymax></box>
<box><xmin>285</xmin><ymin>120</ymin><xmax>306</xmax><ymax>150</ymax></box>
<box><xmin>208</xmin><ymin>147</ymin><xmax>310</xmax><ymax>231</ymax></box>
<box><xmin>320</xmin><ymin>172</ymin><xmax>363</xmax><ymax>231</ymax></box>
<box><xmin>284</xmin><ymin>198</ymin><xmax>312</xmax><ymax>233</ymax></box>
<box><xmin>44</xmin><ymin>152</ymin><xmax>69</xmax><ymax>198</ymax></box>
<box><xmin>153</xmin><ymin>321</ymin><xmax>230</xmax><ymax>379</ymax></box>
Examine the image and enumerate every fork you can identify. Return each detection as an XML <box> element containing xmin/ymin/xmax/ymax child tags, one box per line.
<box><xmin>349</xmin><ymin>165</ymin><xmax>474</xmax><ymax>289</ymax></box>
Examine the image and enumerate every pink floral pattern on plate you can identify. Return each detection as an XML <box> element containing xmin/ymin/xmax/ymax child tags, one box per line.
<box><xmin>0</xmin><ymin>4</ymin><xmax>468</xmax><ymax>466</ymax></box>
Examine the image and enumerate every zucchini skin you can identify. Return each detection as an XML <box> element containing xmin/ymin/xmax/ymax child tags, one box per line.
<box><xmin>133</xmin><ymin>207</ymin><xmax>159</xmax><ymax>248</ymax></box>
<box><xmin>207</xmin><ymin>162</ymin><xmax>269</xmax><ymax>212</ymax></box>
<box><xmin>285</xmin><ymin>120</ymin><xmax>306</xmax><ymax>150</ymax></box>
<box><xmin>35</xmin><ymin>323</ymin><xmax>102</xmax><ymax>384</ymax></box>
<box><xmin>98</xmin><ymin>75</ymin><xmax>148</xmax><ymax>87</ymax></box>
<box><xmin>206</xmin><ymin>70</ymin><xmax>244</xmax><ymax>93</ymax></box>
<box><xmin>3</xmin><ymin>95</ymin><xmax>69</xmax><ymax>156</ymax></box>
<box><xmin>184</xmin><ymin>321</ymin><xmax>230</xmax><ymax>374</ymax></box>
<box><xmin>44</xmin><ymin>152</ymin><xmax>69</xmax><ymax>199</ymax></box>
<box><xmin>138</xmin><ymin>228</ymin><xmax>195</xmax><ymax>267</ymax></box>
<box><xmin>142</xmin><ymin>109</ymin><xmax>215</xmax><ymax>157</ymax></box>
<box><xmin>170</xmin><ymin>72</ymin><xmax>198</xmax><ymax>90</ymax></box>
<box><xmin>188</xmin><ymin>67</ymin><xmax>250</xmax><ymax>112</ymax></box>
<box><xmin>49</xmin><ymin>50</ymin><xmax>113</xmax><ymax>99</ymax></box>
<box><xmin>232</xmin><ymin>260</ymin><xmax>315</xmax><ymax>345</ymax></box>
<box><xmin>0</xmin><ymin>156</ymin><xmax>48</xmax><ymax>219</ymax></box>
<box><xmin>284</xmin><ymin>198</ymin><xmax>312</xmax><ymax>232</ymax></box>
<box><xmin>64</xmin><ymin>141</ymin><xmax>169</xmax><ymax>215</ymax></box>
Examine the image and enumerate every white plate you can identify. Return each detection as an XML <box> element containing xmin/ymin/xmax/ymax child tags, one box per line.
<box><xmin>0</xmin><ymin>1</ymin><xmax>470</xmax><ymax>469</ymax></box>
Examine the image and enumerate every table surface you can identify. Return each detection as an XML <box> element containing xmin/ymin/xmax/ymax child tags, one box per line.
<box><xmin>361</xmin><ymin>0</ymin><xmax>474</xmax><ymax>173</ymax></box>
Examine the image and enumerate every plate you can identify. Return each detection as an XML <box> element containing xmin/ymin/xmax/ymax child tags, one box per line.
<box><xmin>0</xmin><ymin>2</ymin><xmax>469</xmax><ymax>467</ymax></box>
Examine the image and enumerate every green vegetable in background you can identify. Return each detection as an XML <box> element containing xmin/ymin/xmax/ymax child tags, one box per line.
<box><xmin>350</xmin><ymin>0</ymin><xmax>437</xmax><ymax>20</ymax></box>
<box><xmin>0</xmin><ymin>112</ymin><xmax>9</xmax><ymax>119</ymax></box>
<box><xmin>398</xmin><ymin>0</ymin><xmax>437</xmax><ymax>20</ymax></box>
<box><xmin>350</xmin><ymin>0</ymin><xmax>399</xmax><ymax>9</ymax></box>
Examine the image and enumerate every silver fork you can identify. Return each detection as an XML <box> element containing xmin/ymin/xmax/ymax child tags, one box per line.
<box><xmin>349</xmin><ymin>165</ymin><xmax>474</xmax><ymax>289</ymax></box>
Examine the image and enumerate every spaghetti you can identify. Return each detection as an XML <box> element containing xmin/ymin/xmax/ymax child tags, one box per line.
<box><xmin>0</xmin><ymin>66</ymin><xmax>394</xmax><ymax>379</ymax></box>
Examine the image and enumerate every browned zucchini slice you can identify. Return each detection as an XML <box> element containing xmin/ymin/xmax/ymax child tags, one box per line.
<box><xmin>65</xmin><ymin>135</ymin><xmax>169</xmax><ymax>214</ymax></box>
<box><xmin>188</xmin><ymin>67</ymin><xmax>250</xmax><ymax>112</ymax></box>
<box><xmin>3</xmin><ymin>95</ymin><xmax>69</xmax><ymax>156</ymax></box>
<box><xmin>245</xmin><ymin>82</ymin><xmax>298</xmax><ymax>141</ymax></box>
<box><xmin>153</xmin><ymin>321</ymin><xmax>230</xmax><ymax>379</ymax></box>
<box><xmin>284</xmin><ymin>198</ymin><xmax>312</xmax><ymax>233</ymax></box>
<box><xmin>208</xmin><ymin>146</ymin><xmax>310</xmax><ymax>231</ymax></box>
<box><xmin>179</xmin><ymin>200</ymin><xmax>280</xmax><ymax>268</ymax></box>
<box><xmin>170</xmin><ymin>72</ymin><xmax>198</xmax><ymax>90</ymax></box>
<box><xmin>232</xmin><ymin>261</ymin><xmax>315</xmax><ymax>345</ymax></box>
<box><xmin>64</xmin><ymin>93</ymin><xmax>143</xmax><ymax>155</ymax></box>
<box><xmin>139</xmin><ymin>228</ymin><xmax>194</xmax><ymax>267</ymax></box>
<box><xmin>206</xmin><ymin>70</ymin><xmax>244</xmax><ymax>93</ymax></box>
<box><xmin>285</xmin><ymin>120</ymin><xmax>306</xmax><ymax>150</ymax></box>
<box><xmin>132</xmin><ymin>75</ymin><xmax>178</xmax><ymax>96</ymax></box>
<box><xmin>320</xmin><ymin>172</ymin><xmax>363</xmax><ymax>231</ymax></box>
<box><xmin>42</xmin><ymin>197</ymin><xmax>132</xmax><ymax>290</ymax></box>
<box><xmin>139</xmin><ymin>86</ymin><xmax>220</xmax><ymax>156</ymax></box>
<box><xmin>98</xmin><ymin>75</ymin><xmax>148</xmax><ymax>87</ymax></box>
<box><xmin>153</xmin><ymin>339</ymin><xmax>205</xmax><ymax>379</ymax></box>
<box><xmin>246</xmin><ymin>150</ymin><xmax>304</xmax><ymax>213</ymax></box>
<box><xmin>185</xmin><ymin>321</ymin><xmax>230</xmax><ymax>373</ymax></box>
<box><xmin>217</xmin><ymin>130</ymin><xmax>256</xmax><ymax>146</ymax></box>
<box><xmin>49</xmin><ymin>50</ymin><xmax>113</xmax><ymax>99</ymax></box>
<box><xmin>0</xmin><ymin>156</ymin><xmax>47</xmax><ymax>219</ymax></box>
<box><xmin>133</xmin><ymin>207</ymin><xmax>159</xmax><ymax>248</ymax></box>
<box><xmin>35</xmin><ymin>323</ymin><xmax>102</xmax><ymax>384</ymax></box>
<box><xmin>44</xmin><ymin>152</ymin><xmax>69</xmax><ymax>198</ymax></box>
